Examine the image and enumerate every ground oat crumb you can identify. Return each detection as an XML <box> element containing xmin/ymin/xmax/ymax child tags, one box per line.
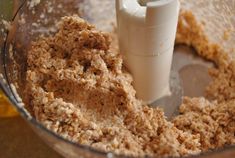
<box><xmin>28</xmin><ymin>0</ymin><xmax>41</xmax><ymax>10</ymax></box>
<box><xmin>25</xmin><ymin>14</ymin><xmax>235</xmax><ymax>157</ymax></box>
<box><xmin>223</xmin><ymin>29</ymin><xmax>232</xmax><ymax>41</ymax></box>
<box><xmin>1</xmin><ymin>20</ymin><xmax>12</xmax><ymax>31</ymax></box>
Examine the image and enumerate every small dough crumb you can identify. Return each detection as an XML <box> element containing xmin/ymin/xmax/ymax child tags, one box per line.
<box><xmin>28</xmin><ymin>0</ymin><xmax>41</xmax><ymax>9</ymax></box>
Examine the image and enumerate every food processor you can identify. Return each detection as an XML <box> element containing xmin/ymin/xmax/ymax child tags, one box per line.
<box><xmin>0</xmin><ymin>0</ymin><xmax>235</xmax><ymax>158</ymax></box>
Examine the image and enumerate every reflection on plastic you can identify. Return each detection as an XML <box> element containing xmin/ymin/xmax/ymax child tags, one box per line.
<box><xmin>0</xmin><ymin>91</ymin><xmax>18</xmax><ymax>117</ymax></box>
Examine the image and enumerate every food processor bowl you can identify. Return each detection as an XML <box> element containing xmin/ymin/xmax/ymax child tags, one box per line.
<box><xmin>0</xmin><ymin>0</ymin><xmax>235</xmax><ymax>158</ymax></box>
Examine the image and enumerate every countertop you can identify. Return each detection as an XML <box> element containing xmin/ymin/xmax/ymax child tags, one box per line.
<box><xmin>0</xmin><ymin>116</ymin><xmax>63</xmax><ymax>158</ymax></box>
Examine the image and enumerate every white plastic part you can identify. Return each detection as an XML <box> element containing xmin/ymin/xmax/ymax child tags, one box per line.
<box><xmin>116</xmin><ymin>0</ymin><xmax>180</xmax><ymax>104</ymax></box>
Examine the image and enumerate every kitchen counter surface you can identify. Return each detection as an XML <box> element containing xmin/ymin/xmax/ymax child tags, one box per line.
<box><xmin>0</xmin><ymin>116</ymin><xmax>63</xmax><ymax>158</ymax></box>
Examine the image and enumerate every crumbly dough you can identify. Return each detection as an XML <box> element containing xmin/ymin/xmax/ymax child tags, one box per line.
<box><xmin>176</xmin><ymin>11</ymin><xmax>235</xmax><ymax>103</ymax></box>
<box><xmin>25</xmin><ymin>14</ymin><xmax>235</xmax><ymax>157</ymax></box>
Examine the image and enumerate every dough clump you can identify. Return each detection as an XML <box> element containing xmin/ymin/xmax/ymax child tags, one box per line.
<box><xmin>26</xmin><ymin>15</ymin><xmax>235</xmax><ymax>157</ymax></box>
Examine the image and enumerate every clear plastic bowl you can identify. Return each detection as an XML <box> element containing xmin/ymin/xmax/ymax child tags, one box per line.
<box><xmin>0</xmin><ymin>0</ymin><xmax>235</xmax><ymax>158</ymax></box>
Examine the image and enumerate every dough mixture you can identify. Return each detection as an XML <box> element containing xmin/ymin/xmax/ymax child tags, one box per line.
<box><xmin>25</xmin><ymin>12</ymin><xmax>235</xmax><ymax>157</ymax></box>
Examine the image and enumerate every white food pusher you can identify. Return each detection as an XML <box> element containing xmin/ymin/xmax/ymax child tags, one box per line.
<box><xmin>116</xmin><ymin>0</ymin><xmax>180</xmax><ymax>104</ymax></box>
